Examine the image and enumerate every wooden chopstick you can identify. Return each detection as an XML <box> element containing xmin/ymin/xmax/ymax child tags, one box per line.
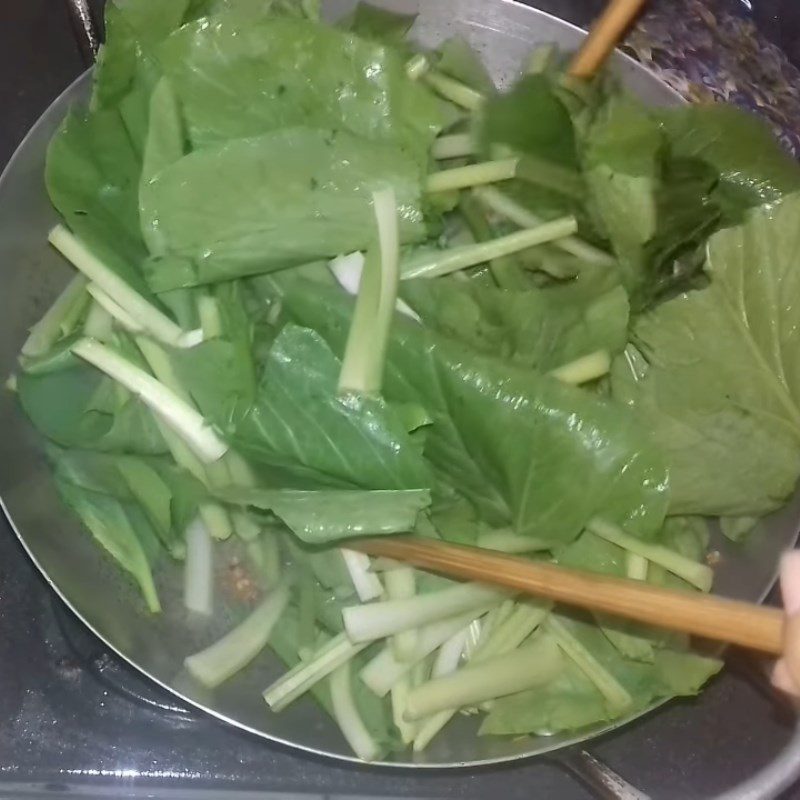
<box><xmin>568</xmin><ymin>0</ymin><xmax>648</xmax><ymax>79</ymax></box>
<box><xmin>352</xmin><ymin>536</ymin><xmax>785</xmax><ymax>656</ymax></box>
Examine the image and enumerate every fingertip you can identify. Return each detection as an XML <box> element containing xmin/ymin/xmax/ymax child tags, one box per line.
<box><xmin>780</xmin><ymin>550</ymin><xmax>800</xmax><ymax>615</ymax></box>
<box><xmin>771</xmin><ymin>659</ymin><xmax>797</xmax><ymax>696</ymax></box>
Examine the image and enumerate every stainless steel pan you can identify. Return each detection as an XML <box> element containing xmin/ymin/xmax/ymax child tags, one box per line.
<box><xmin>2</xmin><ymin>0</ymin><xmax>800</xmax><ymax>784</ymax></box>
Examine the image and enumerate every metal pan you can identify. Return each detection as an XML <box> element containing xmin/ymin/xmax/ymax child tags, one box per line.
<box><xmin>1</xmin><ymin>0</ymin><xmax>799</xmax><ymax>774</ymax></box>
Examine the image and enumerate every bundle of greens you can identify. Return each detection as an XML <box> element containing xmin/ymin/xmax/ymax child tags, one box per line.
<box><xmin>12</xmin><ymin>0</ymin><xmax>800</xmax><ymax>760</ymax></box>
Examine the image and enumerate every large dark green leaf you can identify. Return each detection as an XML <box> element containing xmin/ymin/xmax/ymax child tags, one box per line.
<box><xmin>400</xmin><ymin>273</ymin><xmax>629</xmax><ymax>370</ymax></box>
<box><xmin>283</xmin><ymin>284</ymin><xmax>668</xmax><ymax>543</ymax></box>
<box><xmin>584</xmin><ymin>97</ymin><xmax>720</xmax><ymax>302</ymax></box>
<box><xmin>231</xmin><ymin>324</ymin><xmax>433</xmax><ymax>490</ymax></box>
<box><xmin>17</xmin><ymin>363</ymin><xmax>166</xmax><ymax>455</ymax></box>
<box><xmin>480</xmin><ymin>74</ymin><xmax>578</xmax><ymax>169</ymax></box>
<box><xmin>46</xmin><ymin>109</ymin><xmax>152</xmax><ymax>295</ymax></box>
<box><xmin>156</xmin><ymin>13</ymin><xmax>442</xmax><ymax>157</ymax></box>
<box><xmin>660</xmin><ymin>103</ymin><xmax>800</xmax><ymax>210</ymax></box>
<box><xmin>340</xmin><ymin>2</ymin><xmax>416</xmax><ymax>45</ymax></box>
<box><xmin>140</xmin><ymin>127</ymin><xmax>426</xmax><ymax>290</ymax></box>
<box><xmin>216</xmin><ymin>486</ymin><xmax>430</xmax><ymax>544</ymax></box>
<box><xmin>52</xmin><ymin>447</ymin><xmax>205</xmax><ymax>557</ymax></box>
<box><xmin>55</xmin><ymin>478</ymin><xmax>162</xmax><ymax>612</ymax></box>
<box><xmin>480</xmin><ymin>613</ymin><xmax>721</xmax><ymax>737</ymax></box>
<box><xmin>613</xmin><ymin>193</ymin><xmax>800</xmax><ymax>517</ymax></box>
<box><xmin>167</xmin><ymin>282</ymin><xmax>258</xmax><ymax>431</ymax></box>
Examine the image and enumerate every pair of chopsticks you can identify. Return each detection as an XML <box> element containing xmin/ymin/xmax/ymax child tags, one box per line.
<box><xmin>355</xmin><ymin>0</ymin><xmax>787</xmax><ymax>659</ymax></box>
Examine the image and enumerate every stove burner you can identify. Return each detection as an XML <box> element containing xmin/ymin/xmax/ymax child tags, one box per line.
<box><xmin>51</xmin><ymin>597</ymin><xmax>195</xmax><ymax>720</ymax></box>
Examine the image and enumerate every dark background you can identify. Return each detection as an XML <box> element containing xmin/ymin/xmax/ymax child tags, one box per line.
<box><xmin>1</xmin><ymin>2</ymin><xmax>800</xmax><ymax>798</ymax></box>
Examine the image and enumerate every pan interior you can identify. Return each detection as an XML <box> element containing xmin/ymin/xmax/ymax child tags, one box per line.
<box><xmin>0</xmin><ymin>0</ymin><xmax>797</xmax><ymax>768</ymax></box>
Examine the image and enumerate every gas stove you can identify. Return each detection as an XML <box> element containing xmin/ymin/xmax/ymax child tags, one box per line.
<box><xmin>1</xmin><ymin>1</ymin><xmax>800</xmax><ymax>798</ymax></box>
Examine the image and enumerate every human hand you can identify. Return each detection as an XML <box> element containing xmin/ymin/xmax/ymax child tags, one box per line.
<box><xmin>772</xmin><ymin>550</ymin><xmax>800</xmax><ymax>697</ymax></box>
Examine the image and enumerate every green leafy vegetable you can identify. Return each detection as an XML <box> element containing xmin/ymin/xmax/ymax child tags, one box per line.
<box><xmin>215</xmin><ymin>486</ymin><xmax>430</xmax><ymax>544</ymax></box>
<box><xmin>140</xmin><ymin>127</ymin><xmax>426</xmax><ymax>290</ymax></box>
<box><xmin>284</xmin><ymin>283</ymin><xmax>668</xmax><ymax>541</ymax></box>
<box><xmin>232</xmin><ymin>324</ymin><xmax>432</xmax><ymax>489</ymax></box>
<box><xmin>56</xmin><ymin>477</ymin><xmax>162</xmax><ymax>613</ymax></box>
<box><xmin>660</xmin><ymin>104</ymin><xmax>800</xmax><ymax>210</ymax></box>
<box><xmin>614</xmin><ymin>193</ymin><xmax>800</xmax><ymax>517</ymax></box>
<box><xmin>401</xmin><ymin>272</ymin><xmax>629</xmax><ymax>370</ymax></box>
<box><xmin>157</xmin><ymin>14</ymin><xmax>442</xmax><ymax>156</ymax></box>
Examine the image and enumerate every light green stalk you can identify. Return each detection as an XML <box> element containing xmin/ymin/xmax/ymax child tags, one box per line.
<box><xmin>549</xmin><ymin>350</ymin><xmax>611</xmax><ymax>385</ymax></box>
<box><xmin>185</xmin><ymin>581</ymin><xmax>290</xmax><ymax>688</ymax></box>
<box><xmin>72</xmin><ymin>338</ymin><xmax>228</xmax><ymax>462</ymax></box>
<box><xmin>426</xmin><ymin>159</ymin><xmax>518</xmax><ymax>193</ymax></box>
<box><xmin>49</xmin><ymin>225</ymin><xmax>202</xmax><ymax>348</ymax></box>
<box><xmin>432</xmin><ymin>133</ymin><xmax>475</xmax><ymax>160</ymax></box>
<box><xmin>472</xmin><ymin>186</ymin><xmax>615</xmax><ymax>266</ymax></box>
<box><xmin>263</xmin><ymin>633</ymin><xmax>368</xmax><ymax>712</ymax></box>
<box><xmin>545</xmin><ymin>617</ymin><xmax>632</xmax><ymax>712</ymax></box>
<box><xmin>404</xmin><ymin>634</ymin><xmax>562</xmax><ymax>719</ymax></box>
<box><xmin>21</xmin><ymin>273</ymin><xmax>89</xmax><ymax>357</ymax></box>
<box><xmin>587</xmin><ymin>518</ymin><xmax>713</xmax><ymax>592</ymax></box>
<box><xmin>337</xmin><ymin>188</ymin><xmax>399</xmax><ymax>396</ymax></box>
<box><xmin>401</xmin><ymin>217</ymin><xmax>577</xmax><ymax>280</ymax></box>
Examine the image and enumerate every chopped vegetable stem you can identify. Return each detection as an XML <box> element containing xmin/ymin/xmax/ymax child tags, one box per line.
<box><xmin>341</xmin><ymin>548</ymin><xmax>384</xmax><ymax>602</ymax></box>
<box><xmin>401</xmin><ymin>217</ymin><xmax>578</xmax><ymax>280</ymax></box>
<box><xmin>472</xmin><ymin>186</ymin><xmax>615</xmax><ymax>266</ymax></box>
<box><xmin>338</xmin><ymin>188</ymin><xmax>400</xmax><ymax>395</ymax></box>
<box><xmin>545</xmin><ymin>617</ymin><xmax>632</xmax><ymax>711</ymax></box>
<box><xmin>432</xmin><ymin>133</ymin><xmax>474</xmax><ymax>161</ymax></box>
<box><xmin>21</xmin><ymin>273</ymin><xmax>89</xmax><ymax>357</ymax></box>
<box><xmin>359</xmin><ymin>611</ymin><xmax>488</xmax><ymax>697</ymax></box>
<box><xmin>83</xmin><ymin>300</ymin><xmax>113</xmax><ymax>341</ymax></box>
<box><xmin>72</xmin><ymin>337</ymin><xmax>228</xmax><ymax>463</ymax></box>
<box><xmin>404</xmin><ymin>634</ymin><xmax>563</xmax><ymax>719</ymax></box>
<box><xmin>330</xmin><ymin>661</ymin><xmax>381</xmax><ymax>761</ymax></box>
<box><xmin>49</xmin><ymin>226</ymin><xmax>201</xmax><ymax>348</ymax></box>
<box><xmin>423</xmin><ymin>70</ymin><xmax>484</xmax><ymax>111</ymax></box>
<box><xmin>476</xmin><ymin>530</ymin><xmax>550</xmax><ymax>553</ymax></box>
<box><xmin>183</xmin><ymin>518</ymin><xmax>214</xmax><ymax>616</ymax></box>
<box><xmin>405</xmin><ymin>53</ymin><xmax>430</xmax><ymax>81</ymax></box>
<box><xmin>185</xmin><ymin>580</ymin><xmax>290</xmax><ymax>688</ymax></box>
<box><xmin>426</xmin><ymin>159</ymin><xmax>518</xmax><ymax>193</ymax></box>
<box><xmin>549</xmin><ymin>350</ymin><xmax>611</xmax><ymax>385</ymax></box>
<box><xmin>343</xmin><ymin>582</ymin><xmax>506</xmax><ymax>642</ymax></box>
<box><xmin>587</xmin><ymin>518</ymin><xmax>713</xmax><ymax>592</ymax></box>
<box><xmin>263</xmin><ymin>632</ymin><xmax>368</xmax><ymax>712</ymax></box>
<box><xmin>385</xmin><ymin>567</ymin><xmax>418</xmax><ymax>661</ymax></box>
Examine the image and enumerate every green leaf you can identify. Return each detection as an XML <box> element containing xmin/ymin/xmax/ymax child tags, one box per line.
<box><xmin>284</xmin><ymin>283</ymin><xmax>668</xmax><ymax>544</ymax></box>
<box><xmin>480</xmin><ymin>74</ymin><xmax>578</xmax><ymax>169</ymax></box>
<box><xmin>17</xmin><ymin>364</ymin><xmax>166</xmax><ymax>455</ymax></box>
<box><xmin>233</xmin><ymin>324</ymin><xmax>433</xmax><ymax>490</ymax></box>
<box><xmin>613</xmin><ymin>194</ymin><xmax>800</xmax><ymax>516</ymax></box>
<box><xmin>216</xmin><ymin>486</ymin><xmax>430</xmax><ymax>544</ymax></box>
<box><xmin>584</xmin><ymin>97</ymin><xmax>720</xmax><ymax>302</ymax></box>
<box><xmin>341</xmin><ymin>2</ymin><xmax>416</xmax><ymax>46</ymax></box>
<box><xmin>480</xmin><ymin>612</ymin><xmax>721</xmax><ymax>737</ymax></box>
<box><xmin>436</xmin><ymin>37</ymin><xmax>495</xmax><ymax>95</ymax></box>
<box><xmin>56</xmin><ymin>478</ymin><xmax>161</xmax><ymax>612</ymax></box>
<box><xmin>157</xmin><ymin>14</ymin><xmax>442</xmax><ymax>157</ymax></box>
<box><xmin>93</xmin><ymin>0</ymin><xmax>189</xmax><ymax>113</ymax></box>
<box><xmin>167</xmin><ymin>283</ymin><xmax>258</xmax><ymax>432</ymax></box>
<box><xmin>51</xmin><ymin>448</ymin><xmax>205</xmax><ymax>557</ymax></box>
<box><xmin>46</xmin><ymin>109</ymin><xmax>153</xmax><ymax>296</ymax></box>
<box><xmin>660</xmin><ymin>104</ymin><xmax>800</xmax><ymax>210</ymax></box>
<box><xmin>400</xmin><ymin>272</ymin><xmax>629</xmax><ymax>371</ymax></box>
<box><xmin>140</xmin><ymin>77</ymin><xmax>186</xmax><ymax>193</ymax></box>
<box><xmin>140</xmin><ymin>127</ymin><xmax>426</xmax><ymax>290</ymax></box>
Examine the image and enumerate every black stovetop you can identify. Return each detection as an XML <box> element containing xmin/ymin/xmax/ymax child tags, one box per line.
<box><xmin>1</xmin><ymin>1</ymin><xmax>800</xmax><ymax>798</ymax></box>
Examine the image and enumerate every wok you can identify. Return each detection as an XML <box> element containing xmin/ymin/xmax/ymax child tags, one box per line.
<box><xmin>2</xmin><ymin>0</ymin><xmax>800</xmax><ymax>785</ymax></box>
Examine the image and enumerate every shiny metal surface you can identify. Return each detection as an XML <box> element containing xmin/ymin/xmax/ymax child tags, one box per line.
<box><xmin>0</xmin><ymin>0</ymin><xmax>798</xmax><ymax>769</ymax></box>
